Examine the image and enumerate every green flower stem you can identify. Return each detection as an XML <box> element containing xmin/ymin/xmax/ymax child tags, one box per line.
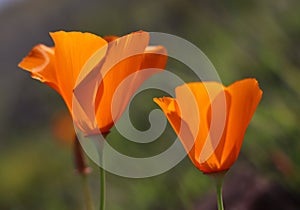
<box><xmin>216</xmin><ymin>178</ymin><xmax>224</xmax><ymax>210</ymax></box>
<box><xmin>209</xmin><ymin>171</ymin><xmax>226</xmax><ymax>210</ymax></box>
<box><xmin>100</xmin><ymin>163</ymin><xmax>106</xmax><ymax>210</ymax></box>
<box><xmin>99</xmin><ymin>133</ymin><xmax>108</xmax><ymax>210</ymax></box>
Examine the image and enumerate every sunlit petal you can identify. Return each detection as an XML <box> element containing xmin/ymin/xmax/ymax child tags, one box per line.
<box><xmin>18</xmin><ymin>44</ymin><xmax>59</xmax><ymax>92</ymax></box>
<box><xmin>50</xmin><ymin>31</ymin><xmax>107</xmax><ymax>112</ymax></box>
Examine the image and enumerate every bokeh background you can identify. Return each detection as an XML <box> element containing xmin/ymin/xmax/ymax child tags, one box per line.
<box><xmin>1</xmin><ymin>0</ymin><xmax>300</xmax><ymax>209</ymax></box>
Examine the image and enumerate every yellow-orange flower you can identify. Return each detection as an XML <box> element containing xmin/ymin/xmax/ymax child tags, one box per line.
<box><xmin>154</xmin><ymin>79</ymin><xmax>262</xmax><ymax>173</ymax></box>
<box><xmin>19</xmin><ymin>31</ymin><xmax>167</xmax><ymax>134</ymax></box>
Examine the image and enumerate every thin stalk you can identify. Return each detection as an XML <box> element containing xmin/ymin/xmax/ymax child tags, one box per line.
<box><xmin>216</xmin><ymin>178</ymin><xmax>224</xmax><ymax>210</ymax></box>
<box><xmin>99</xmin><ymin>133</ymin><xmax>108</xmax><ymax>210</ymax></box>
<box><xmin>99</xmin><ymin>163</ymin><xmax>106</xmax><ymax>210</ymax></box>
<box><xmin>208</xmin><ymin>171</ymin><xmax>226</xmax><ymax>210</ymax></box>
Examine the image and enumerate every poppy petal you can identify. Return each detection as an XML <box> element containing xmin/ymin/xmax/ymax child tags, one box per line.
<box><xmin>201</xmin><ymin>89</ymin><xmax>231</xmax><ymax>172</ymax></box>
<box><xmin>153</xmin><ymin>97</ymin><xmax>181</xmax><ymax>135</ymax></box>
<box><xmin>50</xmin><ymin>31</ymin><xmax>107</xmax><ymax>112</ymax></box>
<box><xmin>153</xmin><ymin>97</ymin><xmax>200</xmax><ymax>168</ymax></box>
<box><xmin>18</xmin><ymin>44</ymin><xmax>60</xmax><ymax>93</ymax></box>
<box><xmin>95</xmin><ymin>31</ymin><xmax>150</xmax><ymax>132</ymax></box>
<box><xmin>221</xmin><ymin>78</ymin><xmax>262</xmax><ymax>166</ymax></box>
<box><xmin>178</xmin><ymin>82</ymin><xmax>224</xmax><ymax>159</ymax></box>
<box><xmin>103</xmin><ymin>35</ymin><xmax>119</xmax><ymax>43</ymax></box>
<box><xmin>116</xmin><ymin>45</ymin><xmax>168</xmax><ymax>122</ymax></box>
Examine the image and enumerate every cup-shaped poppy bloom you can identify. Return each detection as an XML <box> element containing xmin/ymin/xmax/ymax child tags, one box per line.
<box><xmin>19</xmin><ymin>31</ymin><xmax>167</xmax><ymax>135</ymax></box>
<box><xmin>154</xmin><ymin>79</ymin><xmax>262</xmax><ymax>173</ymax></box>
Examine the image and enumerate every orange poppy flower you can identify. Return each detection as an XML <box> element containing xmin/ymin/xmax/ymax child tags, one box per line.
<box><xmin>19</xmin><ymin>31</ymin><xmax>167</xmax><ymax>135</ymax></box>
<box><xmin>154</xmin><ymin>79</ymin><xmax>262</xmax><ymax>173</ymax></box>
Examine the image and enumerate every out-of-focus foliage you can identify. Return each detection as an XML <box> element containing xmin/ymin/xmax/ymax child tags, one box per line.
<box><xmin>1</xmin><ymin>0</ymin><xmax>300</xmax><ymax>209</ymax></box>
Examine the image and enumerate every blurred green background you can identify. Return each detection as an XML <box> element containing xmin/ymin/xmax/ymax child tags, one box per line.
<box><xmin>1</xmin><ymin>0</ymin><xmax>300</xmax><ymax>209</ymax></box>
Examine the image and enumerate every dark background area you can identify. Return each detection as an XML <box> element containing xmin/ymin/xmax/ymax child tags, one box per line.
<box><xmin>1</xmin><ymin>0</ymin><xmax>300</xmax><ymax>209</ymax></box>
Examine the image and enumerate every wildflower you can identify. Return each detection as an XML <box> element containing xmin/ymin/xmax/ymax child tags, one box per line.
<box><xmin>19</xmin><ymin>30</ymin><xmax>167</xmax><ymax>134</ymax></box>
<box><xmin>153</xmin><ymin>79</ymin><xmax>262</xmax><ymax>173</ymax></box>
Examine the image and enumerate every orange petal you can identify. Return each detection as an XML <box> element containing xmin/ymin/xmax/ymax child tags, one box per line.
<box><xmin>221</xmin><ymin>78</ymin><xmax>263</xmax><ymax>166</ymax></box>
<box><xmin>73</xmin><ymin>31</ymin><xmax>167</xmax><ymax>134</ymax></box>
<box><xmin>153</xmin><ymin>97</ymin><xmax>181</xmax><ymax>135</ymax></box>
<box><xmin>103</xmin><ymin>35</ymin><xmax>119</xmax><ymax>43</ymax></box>
<box><xmin>50</xmin><ymin>31</ymin><xmax>107</xmax><ymax>113</ymax></box>
<box><xmin>176</xmin><ymin>82</ymin><xmax>225</xmax><ymax>164</ymax></box>
<box><xmin>153</xmin><ymin>97</ymin><xmax>199</xmax><ymax>168</ymax></box>
<box><xmin>114</xmin><ymin>45</ymin><xmax>168</xmax><ymax>122</ymax></box>
<box><xmin>200</xmin><ymin>89</ymin><xmax>231</xmax><ymax>172</ymax></box>
<box><xmin>18</xmin><ymin>44</ymin><xmax>60</xmax><ymax>93</ymax></box>
<box><xmin>141</xmin><ymin>45</ymin><xmax>167</xmax><ymax>70</ymax></box>
<box><xmin>201</xmin><ymin>79</ymin><xmax>262</xmax><ymax>172</ymax></box>
<box><xmin>94</xmin><ymin>31</ymin><xmax>150</xmax><ymax>132</ymax></box>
